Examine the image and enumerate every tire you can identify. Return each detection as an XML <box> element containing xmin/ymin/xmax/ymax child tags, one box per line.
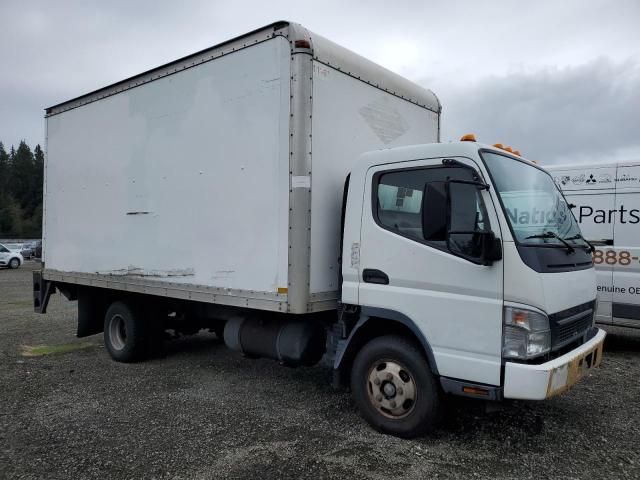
<box><xmin>103</xmin><ymin>301</ymin><xmax>152</xmax><ymax>362</ymax></box>
<box><xmin>8</xmin><ymin>257</ymin><xmax>20</xmax><ymax>269</ymax></box>
<box><xmin>350</xmin><ymin>335</ymin><xmax>442</xmax><ymax>438</ymax></box>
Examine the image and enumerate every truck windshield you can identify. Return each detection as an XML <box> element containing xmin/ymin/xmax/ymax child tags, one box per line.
<box><xmin>482</xmin><ymin>151</ymin><xmax>584</xmax><ymax>247</ymax></box>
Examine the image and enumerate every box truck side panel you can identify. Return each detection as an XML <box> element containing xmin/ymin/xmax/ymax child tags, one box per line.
<box><xmin>549</xmin><ymin>165</ymin><xmax>616</xmax><ymax>323</ymax></box>
<box><xmin>308</xmin><ymin>62</ymin><xmax>439</xmax><ymax>298</ymax></box>
<box><xmin>611</xmin><ymin>164</ymin><xmax>640</xmax><ymax>326</ymax></box>
<box><xmin>44</xmin><ymin>37</ymin><xmax>291</xmax><ymax>295</ymax></box>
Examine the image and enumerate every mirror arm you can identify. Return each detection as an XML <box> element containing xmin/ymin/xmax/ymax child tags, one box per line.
<box><xmin>447</xmin><ymin>179</ymin><xmax>490</xmax><ymax>191</ymax></box>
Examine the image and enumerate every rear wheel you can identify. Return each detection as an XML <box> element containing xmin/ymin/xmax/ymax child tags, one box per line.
<box><xmin>350</xmin><ymin>335</ymin><xmax>441</xmax><ymax>438</ymax></box>
<box><xmin>8</xmin><ymin>257</ymin><xmax>20</xmax><ymax>269</ymax></box>
<box><xmin>104</xmin><ymin>301</ymin><xmax>152</xmax><ymax>362</ymax></box>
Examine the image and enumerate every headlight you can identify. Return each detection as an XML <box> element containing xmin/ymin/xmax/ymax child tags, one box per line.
<box><xmin>502</xmin><ymin>306</ymin><xmax>551</xmax><ymax>360</ymax></box>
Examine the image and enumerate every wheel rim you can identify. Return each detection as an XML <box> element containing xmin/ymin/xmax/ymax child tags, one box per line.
<box><xmin>10</xmin><ymin>259</ymin><xmax>18</xmax><ymax>268</ymax></box>
<box><xmin>367</xmin><ymin>359</ymin><xmax>417</xmax><ymax>419</ymax></box>
<box><xmin>109</xmin><ymin>314</ymin><xmax>127</xmax><ymax>350</ymax></box>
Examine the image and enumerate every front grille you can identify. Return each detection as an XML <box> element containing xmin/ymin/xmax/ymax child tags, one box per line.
<box><xmin>549</xmin><ymin>301</ymin><xmax>595</xmax><ymax>350</ymax></box>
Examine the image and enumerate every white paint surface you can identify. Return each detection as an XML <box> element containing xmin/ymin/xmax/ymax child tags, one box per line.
<box><xmin>45</xmin><ymin>37</ymin><xmax>291</xmax><ymax>292</ymax></box>
<box><xmin>547</xmin><ymin>161</ymin><xmax>640</xmax><ymax>327</ymax></box>
<box><xmin>309</xmin><ymin>62</ymin><xmax>438</xmax><ymax>294</ymax></box>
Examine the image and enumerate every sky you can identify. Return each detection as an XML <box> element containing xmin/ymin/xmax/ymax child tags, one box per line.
<box><xmin>0</xmin><ymin>0</ymin><xmax>639</xmax><ymax>165</ymax></box>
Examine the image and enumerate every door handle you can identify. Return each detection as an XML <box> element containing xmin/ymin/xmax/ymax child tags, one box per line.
<box><xmin>363</xmin><ymin>269</ymin><xmax>389</xmax><ymax>285</ymax></box>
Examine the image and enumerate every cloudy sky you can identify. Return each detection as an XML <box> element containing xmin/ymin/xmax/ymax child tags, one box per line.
<box><xmin>1</xmin><ymin>0</ymin><xmax>639</xmax><ymax>164</ymax></box>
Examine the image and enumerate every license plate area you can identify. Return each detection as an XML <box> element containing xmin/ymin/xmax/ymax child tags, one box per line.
<box><xmin>546</xmin><ymin>340</ymin><xmax>604</xmax><ymax>397</ymax></box>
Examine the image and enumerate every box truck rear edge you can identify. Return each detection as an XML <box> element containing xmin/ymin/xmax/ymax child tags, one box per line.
<box><xmin>34</xmin><ymin>21</ymin><xmax>606</xmax><ymax>438</ymax></box>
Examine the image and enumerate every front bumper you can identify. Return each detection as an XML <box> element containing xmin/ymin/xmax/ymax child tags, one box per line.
<box><xmin>503</xmin><ymin>328</ymin><xmax>606</xmax><ymax>400</ymax></box>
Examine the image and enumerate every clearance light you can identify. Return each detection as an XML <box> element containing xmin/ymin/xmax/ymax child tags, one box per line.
<box><xmin>294</xmin><ymin>39</ymin><xmax>311</xmax><ymax>49</ymax></box>
<box><xmin>493</xmin><ymin>143</ymin><xmax>525</xmax><ymax>158</ymax></box>
<box><xmin>462</xmin><ymin>386</ymin><xmax>490</xmax><ymax>396</ymax></box>
<box><xmin>460</xmin><ymin>133</ymin><xmax>477</xmax><ymax>142</ymax></box>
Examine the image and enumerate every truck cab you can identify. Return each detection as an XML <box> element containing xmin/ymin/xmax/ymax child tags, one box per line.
<box><xmin>337</xmin><ymin>139</ymin><xmax>605</xmax><ymax>436</ymax></box>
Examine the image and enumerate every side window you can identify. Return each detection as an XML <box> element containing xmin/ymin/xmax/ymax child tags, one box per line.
<box><xmin>376</xmin><ymin>176</ymin><xmax>424</xmax><ymax>242</ymax></box>
<box><xmin>0</xmin><ymin>247</ymin><xmax>9</xmax><ymax>253</ymax></box>
<box><xmin>374</xmin><ymin>166</ymin><xmax>480</xmax><ymax>249</ymax></box>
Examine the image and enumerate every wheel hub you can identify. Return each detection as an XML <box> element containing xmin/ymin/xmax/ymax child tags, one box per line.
<box><xmin>367</xmin><ymin>360</ymin><xmax>417</xmax><ymax>419</ymax></box>
<box><xmin>382</xmin><ymin>381</ymin><xmax>396</xmax><ymax>398</ymax></box>
<box><xmin>109</xmin><ymin>314</ymin><xmax>127</xmax><ymax>351</ymax></box>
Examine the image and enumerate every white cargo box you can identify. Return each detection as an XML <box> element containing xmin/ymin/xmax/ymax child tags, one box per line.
<box><xmin>43</xmin><ymin>21</ymin><xmax>440</xmax><ymax>313</ymax></box>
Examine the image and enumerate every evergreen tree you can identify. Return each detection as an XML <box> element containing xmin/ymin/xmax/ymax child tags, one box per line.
<box><xmin>0</xmin><ymin>140</ymin><xmax>44</xmax><ymax>238</ymax></box>
<box><xmin>0</xmin><ymin>142</ymin><xmax>9</xmax><ymax>200</ymax></box>
<box><xmin>9</xmin><ymin>141</ymin><xmax>36</xmax><ymax>214</ymax></box>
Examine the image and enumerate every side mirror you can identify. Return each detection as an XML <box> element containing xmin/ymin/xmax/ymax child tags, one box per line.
<box><xmin>422</xmin><ymin>182</ymin><xmax>447</xmax><ymax>241</ymax></box>
<box><xmin>422</xmin><ymin>179</ymin><xmax>502</xmax><ymax>265</ymax></box>
<box><xmin>447</xmin><ymin>231</ymin><xmax>501</xmax><ymax>265</ymax></box>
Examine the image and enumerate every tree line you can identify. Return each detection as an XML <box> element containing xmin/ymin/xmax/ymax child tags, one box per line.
<box><xmin>0</xmin><ymin>140</ymin><xmax>44</xmax><ymax>238</ymax></box>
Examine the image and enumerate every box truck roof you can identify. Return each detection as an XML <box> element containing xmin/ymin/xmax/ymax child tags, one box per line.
<box><xmin>46</xmin><ymin>21</ymin><xmax>440</xmax><ymax>117</ymax></box>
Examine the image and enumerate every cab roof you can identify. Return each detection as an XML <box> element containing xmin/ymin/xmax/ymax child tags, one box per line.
<box><xmin>356</xmin><ymin>141</ymin><xmax>531</xmax><ymax>168</ymax></box>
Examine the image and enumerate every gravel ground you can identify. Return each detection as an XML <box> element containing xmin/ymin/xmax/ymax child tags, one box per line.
<box><xmin>1</xmin><ymin>263</ymin><xmax>639</xmax><ymax>480</ymax></box>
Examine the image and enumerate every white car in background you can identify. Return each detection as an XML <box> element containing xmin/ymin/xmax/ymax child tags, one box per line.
<box><xmin>0</xmin><ymin>243</ymin><xmax>23</xmax><ymax>269</ymax></box>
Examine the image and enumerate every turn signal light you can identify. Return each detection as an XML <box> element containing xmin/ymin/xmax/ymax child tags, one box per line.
<box><xmin>460</xmin><ymin>133</ymin><xmax>477</xmax><ymax>142</ymax></box>
<box><xmin>512</xmin><ymin>310</ymin><xmax>528</xmax><ymax>326</ymax></box>
<box><xmin>462</xmin><ymin>386</ymin><xmax>490</xmax><ymax>396</ymax></box>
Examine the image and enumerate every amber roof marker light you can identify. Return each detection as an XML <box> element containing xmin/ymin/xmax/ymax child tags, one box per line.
<box><xmin>493</xmin><ymin>143</ymin><xmax>525</xmax><ymax>158</ymax></box>
<box><xmin>460</xmin><ymin>134</ymin><xmax>477</xmax><ymax>142</ymax></box>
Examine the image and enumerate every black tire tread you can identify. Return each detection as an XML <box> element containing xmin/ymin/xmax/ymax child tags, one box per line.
<box><xmin>103</xmin><ymin>300</ymin><xmax>152</xmax><ymax>363</ymax></box>
<box><xmin>350</xmin><ymin>334</ymin><xmax>442</xmax><ymax>438</ymax></box>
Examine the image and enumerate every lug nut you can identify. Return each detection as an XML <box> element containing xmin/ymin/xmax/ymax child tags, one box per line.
<box><xmin>373</xmin><ymin>378</ymin><xmax>380</xmax><ymax>386</ymax></box>
<box><xmin>397</xmin><ymin>387</ymin><xmax>403</xmax><ymax>395</ymax></box>
<box><xmin>390</xmin><ymin>400</ymin><xmax>396</xmax><ymax>408</ymax></box>
<box><xmin>386</xmin><ymin>373</ymin><xmax>393</xmax><ymax>381</ymax></box>
<box><xmin>376</xmin><ymin>394</ymin><xmax>383</xmax><ymax>402</ymax></box>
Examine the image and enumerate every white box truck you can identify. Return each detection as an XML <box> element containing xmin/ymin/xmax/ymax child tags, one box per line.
<box><xmin>34</xmin><ymin>21</ymin><xmax>606</xmax><ymax>437</ymax></box>
<box><xmin>547</xmin><ymin>161</ymin><xmax>640</xmax><ymax>329</ymax></box>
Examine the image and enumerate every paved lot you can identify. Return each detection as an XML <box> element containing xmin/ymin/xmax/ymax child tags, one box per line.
<box><xmin>1</xmin><ymin>263</ymin><xmax>639</xmax><ymax>479</ymax></box>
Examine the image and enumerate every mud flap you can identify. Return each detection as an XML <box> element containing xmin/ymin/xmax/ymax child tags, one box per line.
<box><xmin>33</xmin><ymin>270</ymin><xmax>55</xmax><ymax>314</ymax></box>
<box><xmin>77</xmin><ymin>289</ymin><xmax>109</xmax><ymax>337</ymax></box>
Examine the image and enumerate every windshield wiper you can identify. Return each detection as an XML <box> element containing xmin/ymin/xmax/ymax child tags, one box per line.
<box><xmin>564</xmin><ymin>233</ymin><xmax>595</xmax><ymax>253</ymax></box>
<box><xmin>525</xmin><ymin>231</ymin><xmax>575</xmax><ymax>254</ymax></box>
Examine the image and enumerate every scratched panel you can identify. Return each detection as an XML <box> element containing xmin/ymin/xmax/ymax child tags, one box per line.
<box><xmin>309</xmin><ymin>61</ymin><xmax>439</xmax><ymax>294</ymax></box>
<box><xmin>44</xmin><ymin>37</ymin><xmax>291</xmax><ymax>293</ymax></box>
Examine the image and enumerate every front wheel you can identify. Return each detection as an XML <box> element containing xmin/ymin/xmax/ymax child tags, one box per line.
<box><xmin>8</xmin><ymin>257</ymin><xmax>20</xmax><ymax>269</ymax></box>
<box><xmin>350</xmin><ymin>335</ymin><xmax>442</xmax><ymax>438</ymax></box>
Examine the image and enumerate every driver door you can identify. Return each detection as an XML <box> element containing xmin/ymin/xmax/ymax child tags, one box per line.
<box><xmin>358</xmin><ymin>157</ymin><xmax>504</xmax><ymax>386</ymax></box>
